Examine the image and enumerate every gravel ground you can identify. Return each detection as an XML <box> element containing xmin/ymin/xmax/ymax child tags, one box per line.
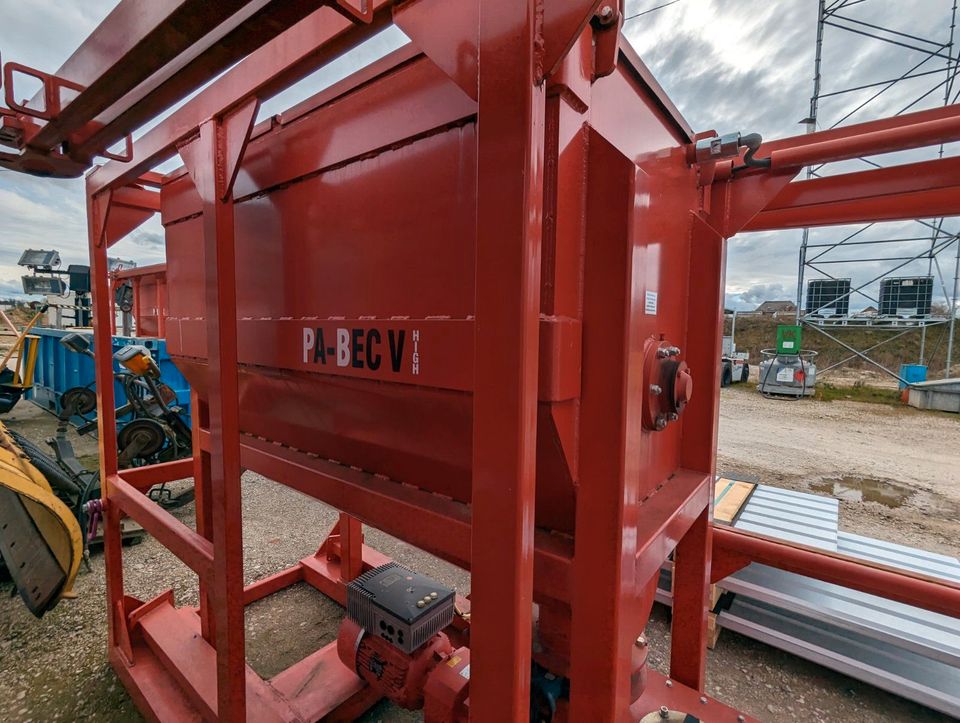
<box><xmin>1</xmin><ymin>396</ymin><xmax>957</xmax><ymax>722</ymax></box>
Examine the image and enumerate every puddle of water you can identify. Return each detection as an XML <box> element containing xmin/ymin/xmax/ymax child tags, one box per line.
<box><xmin>810</xmin><ymin>476</ymin><xmax>913</xmax><ymax>508</ymax></box>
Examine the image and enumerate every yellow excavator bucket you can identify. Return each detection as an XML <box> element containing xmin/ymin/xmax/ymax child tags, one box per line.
<box><xmin>0</xmin><ymin>423</ymin><xmax>82</xmax><ymax>617</ymax></box>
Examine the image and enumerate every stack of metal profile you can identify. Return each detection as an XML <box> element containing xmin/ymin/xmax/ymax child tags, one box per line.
<box><xmin>658</xmin><ymin>483</ymin><xmax>960</xmax><ymax>717</ymax></box>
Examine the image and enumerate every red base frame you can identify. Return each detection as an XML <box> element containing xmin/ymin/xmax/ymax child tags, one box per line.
<box><xmin>110</xmin><ymin>524</ymin><xmax>387</xmax><ymax>723</ymax></box>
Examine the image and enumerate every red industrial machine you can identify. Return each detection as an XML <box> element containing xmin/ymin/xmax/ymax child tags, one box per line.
<box><xmin>2</xmin><ymin>2</ymin><xmax>960</xmax><ymax>721</ymax></box>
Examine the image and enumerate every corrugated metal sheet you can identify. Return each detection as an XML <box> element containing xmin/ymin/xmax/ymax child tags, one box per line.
<box><xmin>837</xmin><ymin>531</ymin><xmax>960</xmax><ymax>584</ymax></box>
<box><xmin>706</xmin><ymin>482</ymin><xmax>960</xmax><ymax>717</ymax></box>
<box><xmin>719</xmin><ymin>597</ymin><xmax>960</xmax><ymax>719</ymax></box>
<box><xmin>721</xmin><ymin>563</ymin><xmax>960</xmax><ymax>666</ymax></box>
<box><xmin>732</xmin><ymin>485</ymin><xmax>839</xmax><ymax>551</ymax></box>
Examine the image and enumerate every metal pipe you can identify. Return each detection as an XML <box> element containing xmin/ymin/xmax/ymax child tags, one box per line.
<box><xmin>770</xmin><ymin>112</ymin><xmax>960</xmax><ymax>169</ymax></box>
<box><xmin>713</xmin><ymin>526</ymin><xmax>960</xmax><ymax>619</ymax></box>
<box><xmin>796</xmin><ymin>0</ymin><xmax>825</xmax><ymax>325</ymax></box>
<box><xmin>947</xmin><ymin>235</ymin><xmax>960</xmax><ymax>374</ymax></box>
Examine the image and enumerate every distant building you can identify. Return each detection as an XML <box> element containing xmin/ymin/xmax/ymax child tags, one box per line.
<box><xmin>755</xmin><ymin>300</ymin><xmax>797</xmax><ymax>316</ymax></box>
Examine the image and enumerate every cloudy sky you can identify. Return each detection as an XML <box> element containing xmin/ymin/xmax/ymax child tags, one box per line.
<box><xmin>0</xmin><ymin>0</ymin><xmax>957</xmax><ymax>310</ymax></box>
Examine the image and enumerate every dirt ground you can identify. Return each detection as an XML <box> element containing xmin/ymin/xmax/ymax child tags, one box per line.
<box><xmin>718</xmin><ymin>384</ymin><xmax>960</xmax><ymax>558</ymax></box>
<box><xmin>1</xmin><ymin>393</ymin><xmax>958</xmax><ymax>722</ymax></box>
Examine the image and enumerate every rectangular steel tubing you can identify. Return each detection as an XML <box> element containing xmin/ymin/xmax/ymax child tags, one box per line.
<box><xmin>568</xmin><ymin>128</ymin><xmax>639</xmax><ymax>722</ymax></box>
<box><xmin>187</xmin><ymin>114</ymin><xmax>249</xmax><ymax>720</ymax></box>
<box><xmin>120</xmin><ymin>458</ymin><xmax>194</xmax><ymax>491</ymax></box>
<box><xmin>713</xmin><ymin>527</ymin><xmax>960</xmax><ymax>619</ymax></box>
<box><xmin>65</xmin><ymin>2</ymin><xmax>346</xmax><ymax>161</ymax></box>
<box><xmin>109</xmin><ymin>473</ymin><xmax>214</xmax><ymax>580</ymax></box>
<box><xmin>470</xmin><ymin>2</ymin><xmax>545</xmax><ymax>717</ymax></box>
<box><xmin>242</xmin><ymin>565</ymin><xmax>304</xmax><ymax>606</ymax></box>
<box><xmin>670</xmin><ymin>509</ymin><xmax>712</xmax><ymax>690</ymax></box>
<box><xmin>27</xmin><ymin>1</ymin><xmax>308</xmax><ymax>153</ymax></box>
<box><xmin>195</xmin><ymin>429</ymin><xmax>574</xmax><ymax>604</ymax></box>
<box><xmin>267</xmin><ymin>642</ymin><xmax>369</xmax><ymax>721</ymax></box>
<box><xmin>86</xmin><ymin>187</ymin><xmax>126</xmax><ymax>653</ymax></box>
<box><xmin>633</xmin><ymin>472</ymin><xmax>713</xmax><ymax>585</ymax></box>
<box><xmin>137</xmin><ymin>603</ymin><xmax>295</xmax><ymax>722</ymax></box>
<box><xmin>746</xmin><ymin>156</ymin><xmax>960</xmax><ymax>231</ymax></box>
<box><xmin>89</xmin><ymin>3</ymin><xmax>397</xmax><ymax>195</ymax></box>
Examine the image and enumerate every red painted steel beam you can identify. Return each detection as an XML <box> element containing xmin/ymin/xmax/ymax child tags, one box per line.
<box><xmin>767</xmin><ymin>110</ymin><xmax>960</xmax><ymax>169</ymax></box>
<box><xmin>109</xmin><ymin>474</ymin><xmax>214</xmax><ymax>580</ymax></box>
<box><xmin>758</xmin><ymin>103</ymin><xmax>960</xmax><ymax>156</ymax></box>
<box><xmin>110</xmin><ymin>185</ymin><xmax>161</xmax><ymax>212</ymax></box>
<box><xmin>67</xmin><ymin>1</ymin><xmax>347</xmax><ymax>163</ymax></box>
<box><xmin>177</xmin><ymin>101</ymin><xmax>258</xmax><ymax>720</ymax></box>
<box><xmin>569</xmin><ymin>129</ymin><xmax>641</xmax><ymax>721</ymax></box>
<box><xmin>120</xmin><ymin>457</ymin><xmax>193</xmax><ymax>492</ymax></box>
<box><xmin>113</xmin><ymin>262</ymin><xmax>168</xmax><ymax>282</ymax></box>
<box><xmin>745</xmin><ymin>156</ymin><xmax>960</xmax><ymax>231</ymax></box>
<box><xmin>196</xmin><ymin>429</ymin><xmax>574</xmax><ymax>603</ymax></box>
<box><xmin>21</xmin><ymin>1</ymin><xmax>324</xmax><ymax>157</ymax></box>
<box><xmin>713</xmin><ymin>526</ymin><xmax>960</xmax><ymax>619</ymax></box>
<box><xmin>470</xmin><ymin>1</ymin><xmax>545</xmax><ymax>718</ymax></box>
<box><xmin>86</xmin><ymin>185</ymin><xmax>127</xmax><ymax>655</ymax></box>
<box><xmin>88</xmin><ymin>3</ymin><xmax>397</xmax><ymax>195</ymax></box>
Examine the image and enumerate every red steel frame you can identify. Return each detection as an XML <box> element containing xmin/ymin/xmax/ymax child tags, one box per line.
<box><xmin>3</xmin><ymin>2</ymin><xmax>960</xmax><ymax>721</ymax></box>
<box><xmin>110</xmin><ymin>263</ymin><xmax>168</xmax><ymax>337</ymax></box>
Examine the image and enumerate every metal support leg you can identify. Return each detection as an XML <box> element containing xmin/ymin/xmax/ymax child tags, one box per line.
<box><xmin>471</xmin><ymin>0</ymin><xmax>545</xmax><ymax>718</ymax></box>
<box><xmin>87</xmin><ymin>187</ymin><xmax>125</xmax><ymax>651</ymax></box>
<box><xmin>670</xmin><ymin>508</ymin><xmax>712</xmax><ymax>690</ymax></box>
<box><xmin>191</xmin><ymin>393</ymin><xmax>216</xmax><ymax>643</ymax></box>
<box><xmin>568</xmin><ymin>133</ymin><xmax>641</xmax><ymax>723</ymax></box>
<box><xmin>179</xmin><ymin>98</ymin><xmax>259</xmax><ymax>722</ymax></box>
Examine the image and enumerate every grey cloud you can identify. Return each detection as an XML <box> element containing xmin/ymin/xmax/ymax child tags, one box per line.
<box><xmin>1</xmin><ymin>1</ymin><xmax>956</xmax><ymax>311</ymax></box>
<box><xmin>130</xmin><ymin>231</ymin><xmax>165</xmax><ymax>250</ymax></box>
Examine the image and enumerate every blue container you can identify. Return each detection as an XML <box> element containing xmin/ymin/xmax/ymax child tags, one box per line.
<box><xmin>26</xmin><ymin>327</ymin><xmax>191</xmax><ymax>425</ymax></box>
<box><xmin>899</xmin><ymin>363</ymin><xmax>927</xmax><ymax>389</ymax></box>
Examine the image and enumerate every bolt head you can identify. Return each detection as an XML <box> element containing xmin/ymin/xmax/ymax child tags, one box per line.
<box><xmin>600</xmin><ymin>5</ymin><xmax>614</xmax><ymax>18</ymax></box>
<box><xmin>668</xmin><ymin>412</ymin><xmax>679</xmax><ymax>422</ymax></box>
<box><xmin>659</xmin><ymin>706</ymin><xmax>670</xmax><ymax>719</ymax></box>
<box><xmin>650</xmin><ymin>384</ymin><xmax>662</xmax><ymax>395</ymax></box>
<box><xmin>700</xmin><ymin>696</ymin><xmax>708</xmax><ymax>704</ymax></box>
<box><xmin>635</xmin><ymin>634</ymin><xmax>647</xmax><ymax>647</ymax></box>
<box><xmin>655</xmin><ymin>416</ymin><xmax>667</xmax><ymax>430</ymax></box>
<box><xmin>665</xmin><ymin>679</ymin><xmax>673</xmax><ymax>688</ymax></box>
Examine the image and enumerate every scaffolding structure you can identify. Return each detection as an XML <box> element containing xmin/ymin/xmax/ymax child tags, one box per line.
<box><xmin>796</xmin><ymin>0</ymin><xmax>960</xmax><ymax>382</ymax></box>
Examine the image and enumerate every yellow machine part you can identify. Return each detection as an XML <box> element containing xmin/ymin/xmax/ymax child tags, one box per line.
<box><xmin>0</xmin><ymin>423</ymin><xmax>82</xmax><ymax>616</ymax></box>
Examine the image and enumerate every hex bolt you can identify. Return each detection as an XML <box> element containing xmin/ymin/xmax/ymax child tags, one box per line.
<box><xmin>649</xmin><ymin>384</ymin><xmax>662</xmax><ymax>395</ymax></box>
<box><xmin>659</xmin><ymin>706</ymin><xmax>670</xmax><ymax>719</ymax></box>
<box><xmin>668</xmin><ymin>412</ymin><xmax>679</xmax><ymax>422</ymax></box>
<box><xmin>665</xmin><ymin>679</ymin><xmax>673</xmax><ymax>688</ymax></box>
<box><xmin>657</xmin><ymin>348</ymin><xmax>669</xmax><ymax>359</ymax></box>
<box><xmin>655</xmin><ymin>415</ymin><xmax>667</xmax><ymax>430</ymax></box>
<box><xmin>635</xmin><ymin>634</ymin><xmax>647</xmax><ymax>647</ymax></box>
<box><xmin>700</xmin><ymin>696</ymin><xmax>708</xmax><ymax>704</ymax></box>
<box><xmin>599</xmin><ymin>5</ymin><xmax>615</xmax><ymax>20</ymax></box>
<box><xmin>667</xmin><ymin>346</ymin><xmax>681</xmax><ymax>356</ymax></box>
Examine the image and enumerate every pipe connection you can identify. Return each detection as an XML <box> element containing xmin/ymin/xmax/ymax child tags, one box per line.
<box><xmin>692</xmin><ymin>131</ymin><xmax>771</xmax><ymax>169</ymax></box>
